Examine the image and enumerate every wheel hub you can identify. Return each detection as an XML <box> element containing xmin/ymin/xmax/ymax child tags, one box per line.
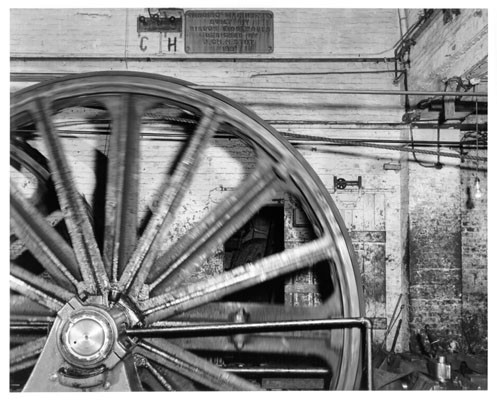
<box><xmin>56</xmin><ymin>298</ymin><xmax>130</xmax><ymax>372</ymax></box>
<box><xmin>59</xmin><ymin>308</ymin><xmax>114</xmax><ymax>367</ymax></box>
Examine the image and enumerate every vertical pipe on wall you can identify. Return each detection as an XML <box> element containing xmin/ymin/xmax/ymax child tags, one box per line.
<box><xmin>391</xmin><ymin>11</ymin><xmax>411</xmax><ymax>351</ymax></box>
<box><xmin>397</xmin><ymin>127</ymin><xmax>411</xmax><ymax>353</ymax></box>
<box><xmin>398</xmin><ymin>9</ymin><xmax>409</xmax><ymax>37</ymax></box>
<box><xmin>397</xmin><ymin>9</ymin><xmax>410</xmax><ymax>110</ymax></box>
<box><xmin>124</xmin><ymin>9</ymin><xmax>129</xmax><ymax>69</ymax></box>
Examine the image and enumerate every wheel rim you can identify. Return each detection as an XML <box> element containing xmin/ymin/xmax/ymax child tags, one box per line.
<box><xmin>10</xmin><ymin>71</ymin><xmax>364</xmax><ymax>391</ymax></box>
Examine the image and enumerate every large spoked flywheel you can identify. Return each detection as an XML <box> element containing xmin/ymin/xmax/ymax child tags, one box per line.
<box><xmin>10</xmin><ymin>72</ymin><xmax>364</xmax><ymax>391</ymax></box>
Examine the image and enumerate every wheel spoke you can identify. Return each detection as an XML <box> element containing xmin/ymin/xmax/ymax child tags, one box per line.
<box><xmin>168</xmin><ymin>334</ymin><xmax>340</xmax><ymax>367</ymax></box>
<box><xmin>147</xmin><ymin>163</ymin><xmax>280</xmax><ymax>296</ymax></box>
<box><xmin>102</xmin><ymin>95</ymin><xmax>148</xmax><ymax>282</ymax></box>
<box><xmin>168</xmin><ymin>301</ymin><xmax>330</xmax><ymax>323</ymax></box>
<box><xmin>11</xmin><ymin>322</ymin><xmax>52</xmax><ymax>336</ymax></box>
<box><xmin>140</xmin><ymin>236</ymin><xmax>333</xmax><ymax>324</ymax></box>
<box><xmin>11</xmin><ymin>295</ymin><xmax>54</xmax><ymax>341</ymax></box>
<box><xmin>143</xmin><ymin>317</ymin><xmax>342</xmax><ymax>382</ymax></box>
<box><xmin>11</xmin><ymin>358</ymin><xmax>39</xmax><ymax>375</ymax></box>
<box><xmin>10</xmin><ymin>263</ymin><xmax>73</xmax><ymax>312</ymax></box>
<box><xmin>10</xmin><ymin>282</ymin><xmax>67</xmax><ymax>315</ymax></box>
<box><xmin>11</xmin><ymin>210</ymin><xmax>65</xmax><ymax>261</ymax></box>
<box><xmin>118</xmin><ymin>109</ymin><xmax>219</xmax><ymax>298</ymax></box>
<box><xmin>134</xmin><ymin>354</ymin><xmax>174</xmax><ymax>391</ymax></box>
<box><xmin>11</xmin><ymin>184</ymin><xmax>80</xmax><ymax>290</ymax></box>
<box><xmin>130</xmin><ymin>315</ymin><xmax>342</xmax><ymax>367</ymax></box>
<box><xmin>31</xmin><ymin>97</ymin><xmax>109</xmax><ymax>297</ymax></box>
<box><xmin>137</xmin><ymin>355</ymin><xmax>198</xmax><ymax>391</ymax></box>
<box><xmin>11</xmin><ymin>294</ymin><xmax>56</xmax><ymax>319</ymax></box>
<box><xmin>10</xmin><ymin>336</ymin><xmax>47</xmax><ymax>374</ymax></box>
<box><xmin>136</xmin><ymin>340</ymin><xmax>261</xmax><ymax>390</ymax></box>
<box><xmin>148</xmin><ymin>365</ymin><xmax>198</xmax><ymax>391</ymax></box>
<box><xmin>10</xmin><ymin>143</ymin><xmax>50</xmax><ymax>182</ymax></box>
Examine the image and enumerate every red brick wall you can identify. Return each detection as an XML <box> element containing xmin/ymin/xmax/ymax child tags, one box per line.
<box><xmin>460</xmin><ymin>149</ymin><xmax>487</xmax><ymax>353</ymax></box>
<box><xmin>408</xmin><ymin>149</ymin><xmax>463</xmax><ymax>351</ymax></box>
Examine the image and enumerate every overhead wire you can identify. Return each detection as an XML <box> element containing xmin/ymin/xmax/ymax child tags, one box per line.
<box><xmin>281</xmin><ymin>131</ymin><xmax>486</xmax><ymax>162</ymax></box>
<box><xmin>409</xmin><ymin>124</ymin><xmax>438</xmax><ymax>168</ymax></box>
<box><xmin>11</xmin><ymin>117</ymin><xmax>487</xmax><ymax>163</ymax></box>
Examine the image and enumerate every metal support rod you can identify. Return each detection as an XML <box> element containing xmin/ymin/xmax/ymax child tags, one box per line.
<box><xmin>11</xmin><ymin>128</ymin><xmax>487</xmax><ymax>147</ymax></box>
<box><xmin>365</xmin><ymin>318</ymin><xmax>373</xmax><ymax>391</ymax></box>
<box><xmin>128</xmin><ymin>317</ymin><xmax>368</xmax><ymax>336</ymax></box>
<box><xmin>382</xmin><ymin>294</ymin><xmax>402</xmax><ymax>348</ymax></box>
<box><xmin>190</xmin><ymin>85</ymin><xmax>488</xmax><ymax>97</ymax></box>
<box><xmin>9</xmin><ymin>74</ymin><xmax>487</xmax><ymax>97</ymax></box>
<box><xmin>127</xmin><ymin>317</ymin><xmax>374</xmax><ymax>390</ymax></box>
<box><xmin>223</xmin><ymin>367</ymin><xmax>329</xmax><ymax>376</ymax></box>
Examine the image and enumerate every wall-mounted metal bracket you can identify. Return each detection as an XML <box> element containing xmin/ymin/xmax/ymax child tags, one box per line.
<box><xmin>383</xmin><ymin>162</ymin><xmax>401</xmax><ymax>171</ymax></box>
<box><xmin>334</xmin><ymin>176</ymin><xmax>362</xmax><ymax>191</ymax></box>
<box><xmin>137</xmin><ymin>8</ymin><xmax>183</xmax><ymax>34</ymax></box>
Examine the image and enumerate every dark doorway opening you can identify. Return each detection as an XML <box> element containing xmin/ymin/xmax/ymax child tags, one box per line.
<box><xmin>223</xmin><ymin>205</ymin><xmax>285</xmax><ymax>303</ymax></box>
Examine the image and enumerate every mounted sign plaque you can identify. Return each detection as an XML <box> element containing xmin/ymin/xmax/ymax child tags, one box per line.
<box><xmin>185</xmin><ymin>10</ymin><xmax>274</xmax><ymax>54</ymax></box>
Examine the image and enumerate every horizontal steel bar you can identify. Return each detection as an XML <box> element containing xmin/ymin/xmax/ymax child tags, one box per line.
<box><xmin>12</xmin><ymin>69</ymin><xmax>401</xmax><ymax>83</ymax></box>
<box><xmin>223</xmin><ymin>367</ymin><xmax>329</xmax><ymax>376</ymax></box>
<box><xmin>11</xmin><ymin>128</ymin><xmax>486</xmax><ymax>149</ymax></box>
<box><xmin>250</xmin><ymin>69</ymin><xmax>402</xmax><ymax>78</ymax></box>
<box><xmin>9</xmin><ymin>73</ymin><xmax>486</xmax><ymax>97</ymax></box>
<box><xmin>189</xmin><ymin>85</ymin><xmax>488</xmax><ymax>97</ymax></box>
<box><xmin>10</xmin><ymin>56</ymin><xmax>397</xmax><ymax>65</ymax></box>
<box><xmin>127</xmin><ymin>317</ymin><xmax>371</xmax><ymax>337</ymax></box>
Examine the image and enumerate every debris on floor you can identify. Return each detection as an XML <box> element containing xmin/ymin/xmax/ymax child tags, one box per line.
<box><xmin>373</xmin><ymin>350</ymin><xmax>487</xmax><ymax>390</ymax></box>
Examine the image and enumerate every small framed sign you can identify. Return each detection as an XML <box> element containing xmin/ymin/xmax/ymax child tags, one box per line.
<box><xmin>185</xmin><ymin>10</ymin><xmax>274</xmax><ymax>54</ymax></box>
